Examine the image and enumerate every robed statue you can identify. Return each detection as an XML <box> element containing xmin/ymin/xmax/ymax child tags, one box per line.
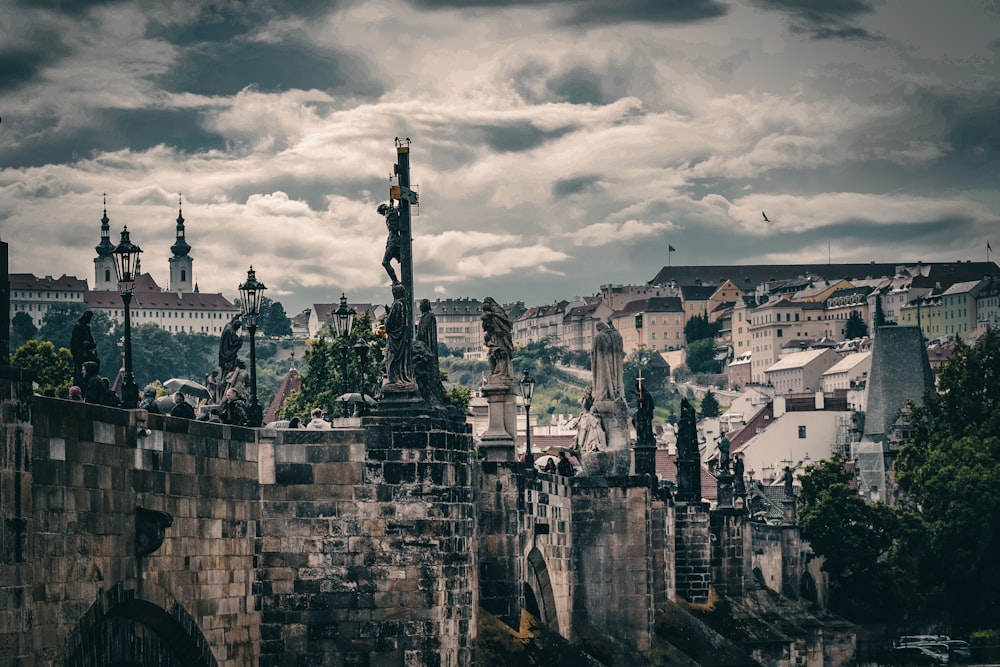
<box><xmin>592</xmin><ymin>321</ymin><xmax>625</xmax><ymax>402</ymax></box>
<box><xmin>481</xmin><ymin>297</ymin><xmax>513</xmax><ymax>384</ymax></box>
<box><xmin>383</xmin><ymin>283</ymin><xmax>413</xmax><ymax>386</ymax></box>
<box><xmin>218</xmin><ymin>315</ymin><xmax>243</xmax><ymax>382</ymax></box>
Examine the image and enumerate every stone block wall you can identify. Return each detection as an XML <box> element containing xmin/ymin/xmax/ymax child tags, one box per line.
<box><xmin>674</xmin><ymin>501</ymin><xmax>710</xmax><ymax>604</ymax></box>
<box><xmin>572</xmin><ymin>478</ymin><xmax>656</xmax><ymax>655</ymax></box>
<box><xmin>0</xmin><ymin>367</ymin><xmax>34</xmax><ymax>666</ymax></box>
<box><xmin>257</xmin><ymin>416</ymin><xmax>475</xmax><ymax>667</ymax></box>
<box><xmin>522</xmin><ymin>470</ymin><xmax>574</xmax><ymax>638</ymax></box>
<box><xmin>476</xmin><ymin>461</ymin><xmax>524</xmax><ymax>628</ymax></box>
<box><xmin>28</xmin><ymin>395</ymin><xmax>261</xmax><ymax>667</ymax></box>
<box><xmin>648</xmin><ymin>495</ymin><xmax>674</xmax><ymax>608</ymax></box>
<box><xmin>710</xmin><ymin>509</ymin><xmax>745</xmax><ymax>598</ymax></box>
<box><xmin>750</xmin><ymin>523</ymin><xmax>783</xmax><ymax>594</ymax></box>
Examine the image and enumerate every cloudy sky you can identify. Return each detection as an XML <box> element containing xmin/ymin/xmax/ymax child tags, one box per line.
<box><xmin>2</xmin><ymin>0</ymin><xmax>999</xmax><ymax>315</ymax></box>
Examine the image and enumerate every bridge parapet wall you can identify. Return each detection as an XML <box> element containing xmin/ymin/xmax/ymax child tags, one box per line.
<box><xmin>571</xmin><ymin>477</ymin><xmax>659</xmax><ymax>655</ymax></box>
<box><xmin>257</xmin><ymin>416</ymin><xmax>475</xmax><ymax>667</ymax></box>
<box><xmin>522</xmin><ymin>471</ymin><xmax>574</xmax><ymax>637</ymax></box>
<box><xmin>24</xmin><ymin>392</ymin><xmax>260</xmax><ymax>666</ymax></box>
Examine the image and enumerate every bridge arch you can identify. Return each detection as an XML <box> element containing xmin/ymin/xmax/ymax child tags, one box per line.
<box><xmin>525</xmin><ymin>547</ymin><xmax>559</xmax><ymax>632</ymax></box>
<box><xmin>65</xmin><ymin>580</ymin><xmax>217</xmax><ymax>667</ymax></box>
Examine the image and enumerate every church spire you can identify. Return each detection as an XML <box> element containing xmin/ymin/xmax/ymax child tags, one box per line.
<box><xmin>170</xmin><ymin>193</ymin><xmax>191</xmax><ymax>258</ymax></box>
<box><xmin>168</xmin><ymin>193</ymin><xmax>194</xmax><ymax>294</ymax></box>
<box><xmin>95</xmin><ymin>193</ymin><xmax>114</xmax><ymax>257</ymax></box>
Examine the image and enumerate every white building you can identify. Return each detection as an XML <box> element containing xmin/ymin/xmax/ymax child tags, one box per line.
<box><xmin>9</xmin><ymin>199</ymin><xmax>240</xmax><ymax>333</ymax></box>
<box><xmin>821</xmin><ymin>351</ymin><xmax>872</xmax><ymax>393</ymax></box>
<box><xmin>763</xmin><ymin>348</ymin><xmax>841</xmax><ymax>395</ymax></box>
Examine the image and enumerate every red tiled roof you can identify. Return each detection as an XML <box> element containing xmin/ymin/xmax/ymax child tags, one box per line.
<box><xmin>650</xmin><ymin>450</ymin><xmax>717</xmax><ymax>500</ymax></box>
<box><xmin>9</xmin><ymin>273</ymin><xmax>88</xmax><ymax>290</ymax></box>
<box><xmin>264</xmin><ymin>367</ymin><xmax>301</xmax><ymax>423</ymax></box>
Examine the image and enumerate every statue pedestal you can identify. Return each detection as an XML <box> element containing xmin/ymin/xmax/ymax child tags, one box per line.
<box><xmin>633</xmin><ymin>443</ymin><xmax>657</xmax><ymax>477</ymax></box>
<box><xmin>376</xmin><ymin>382</ymin><xmax>428</xmax><ymax>417</ymax></box>
<box><xmin>479</xmin><ymin>383</ymin><xmax>515</xmax><ymax>461</ymax></box>
<box><xmin>580</xmin><ymin>449</ymin><xmax>632</xmax><ymax>477</ymax></box>
<box><xmin>716</xmin><ymin>471</ymin><xmax>734</xmax><ymax>509</ymax></box>
<box><xmin>593</xmin><ymin>398</ymin><xmax>630</xmax><ymax>450</ymax></box>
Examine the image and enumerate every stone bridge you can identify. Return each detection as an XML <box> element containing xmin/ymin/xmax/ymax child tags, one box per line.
<box><xmin>1</xmin><ymin>366</ymin><xmax>850</xmax><ymax>666</ymax></box>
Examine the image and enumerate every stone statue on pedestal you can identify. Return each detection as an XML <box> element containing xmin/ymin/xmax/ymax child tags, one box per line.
<box><xmin>481</xmin><ymin>297</ymin><xmax>513</xmax><ymax>385</ymax></box>
<box><xmin>383</xmin><ymin>283</ymin><xmax>413</xmax><ymax>387</ymax></box>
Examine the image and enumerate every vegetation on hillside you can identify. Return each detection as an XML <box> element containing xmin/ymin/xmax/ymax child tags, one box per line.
<box><xmin>799</xmin><ymin>330</ymin><xmax>1000</xmax><ymax>634</ymax></box>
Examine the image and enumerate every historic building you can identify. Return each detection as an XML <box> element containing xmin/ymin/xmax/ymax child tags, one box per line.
<box><xmin>8</xmin><ymin>198</ymin><xmax>240</xmax><ymax>335</ymax></box>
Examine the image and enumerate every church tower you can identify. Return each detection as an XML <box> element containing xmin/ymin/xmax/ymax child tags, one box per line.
<box><xmin>94</xmin><ymin>195</ymin><xmax>117</xmax><ymax>291</ymax></box>
<box><xmin>169</xmin><ymin>195</ymin><xmax>193</xmax><ymax>294</ymax></box>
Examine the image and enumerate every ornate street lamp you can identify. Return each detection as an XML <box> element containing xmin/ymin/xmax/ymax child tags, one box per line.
<box><xmin>353</xmin><ymin>338</ymin><xmax>370</xmax><ymax>416</ymax></box>
<box><xmin>111</xmin><ymin>226</ymin><xmax>142</xmax><ymax>408</ymax></box>
<box><xmin>332</xmin><ymin>293</ymin><xmax>356</xmax><ymax>415</ymax></box>
<box><xmin>519</xmin><ymin>369</ymin><xmax>536</xmax><ymax>468</ymax></box>
<box><xmin>238</xmin><ymin>266</ymin><xmax>266</xmax><ymax>427</ymax></box>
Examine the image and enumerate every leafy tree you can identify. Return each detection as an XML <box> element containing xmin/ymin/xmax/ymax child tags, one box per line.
<box><xmin>894</xmin><ymin>330</ymin><xmax>1000</xmax><ymax>633</ymax></box>
<box><xmin>37</xmin><ymin>302</ymin><xmax>86</xmax><ymax>350</ymax></box>
<box><xmin>516</xmin><ymin>337</ymin><xmax>566</xmax><ymax>367</ymax></box>
<box><xmin>446</xmin><ymin>385</ymin><xmax>472</xmax><ymax>414</ymax></box>
<box><xmin>699</xmin><ymin>390</ymin><xmax>720</xmax><ymax>418</ymax></box>
<box><xmin>684</xmin><ymin>313</ymin><xmax>719</xmax><ymax>345</ymax></box>
<box><xmin>12</xmin><ymin>340</ymin><xmax>74</xmax><ymax>396</ymax></box>
<box><xmin>624</xmin><ymin>348</ymin><xmax>670</xmax><ymax>393</ymax></box>
<box><xmin>259</xmin><ymin>297</ymin><xmax>292</xmax><ymax>337</ymax></box>
<box><xmin>844</xmin><ymin>311</ymin><xmax>868</xmax><ymax>339</ymax></box>
<box><xmin>685</xmin><ymin>338</ymin><xmax>719</xmax><ymax>374</ymax></box>
<box><xmin>798</xmin><ymin>456</ymin><xmax>920</xmax><ymax>623</ymax></box>
<box><xmin>11</xmin><ymin>312</ymin><xmax>37</xmax><ymax>351</ymax></box>
<box><xmin>874</xmin><ymin>293</ymin><xmax>887</xmax><ymax>327</ymax></box>
<box><xmin>279</xmin><ymin>314</ymin><xmax>383</xmax><ymax>419</ymax></box>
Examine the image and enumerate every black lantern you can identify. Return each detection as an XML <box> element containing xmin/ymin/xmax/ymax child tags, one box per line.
<box><xmin>333</xmin><ymin>294</ymin><xmax>356</xmax><ymax>414</ymax></box>
<box><xmin>354</xmin><ymin>338</ymin><xmax>370</xmax><ymax>416</ymax></box>
<box><xmin>238</xmin><ymin>266</ymin><xmax>266</xmax><ymax>427</ymax></box>
<box><xmin>332</xmin><ymin>293</ymin><xmax>356</xmax><ymax>338</ymax></box>
<box><xmin>518</xmin><ymin>369</ymin><xmax>536</xmax><ymax>467</ymax></box>
<box><xmin>112</xmin><ymin>226</ymin><xmax>142</xmax><ymax>409</ymax></box>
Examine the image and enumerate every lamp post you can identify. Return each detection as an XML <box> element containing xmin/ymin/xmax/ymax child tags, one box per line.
<box><xmin>238</xmin><ymin>266</ymin><xmax>266</xmax><ymax>427</ymax></box>
<box><xmin>111</xmin><ymin>226</ymin><xmax>142</xmax><ymax>409</ymax></box>
<box><xmin>518</xmin><ymin>369</ymin><xmax>536</xmax><ymax>468</ymax></box>
<box><xmin>353</xmin><ymin>338</ymin><xmax>370</xmax><ymax>416</ymax></box>
<box><xmin>332</xmin><ymin>293</ymin><xmax>356</xmax><ymax>416</ymax></box>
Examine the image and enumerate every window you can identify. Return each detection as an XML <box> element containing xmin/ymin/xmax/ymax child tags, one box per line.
<box><xmin>777</xmin><ymin>330</ymin><xmax>783</xmax><ymax>337</ymax></box>
<box><xmin>798</xmin><ymin>426</ymin><xmax>807</xmax><ymax>438</ymax></box>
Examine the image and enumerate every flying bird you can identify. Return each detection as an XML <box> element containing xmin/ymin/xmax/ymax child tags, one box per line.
<box><xmin>762</xmin><ymin>211</ymin><xmax>770</xmax><ymax>223</ymax></box>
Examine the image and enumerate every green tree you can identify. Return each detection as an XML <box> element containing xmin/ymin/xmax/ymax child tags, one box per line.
<box><xmin>12</xmin><ymin>340</ymin><xmax>74</xmax><ymax>395</ymax></box>
<box><xmin>684</xmin><ymin>313</ymin><xmax>719</xmax><ymax>345</ymax></box>
<box><xmin>798</xmin><ymin>456</ymin><xmax>919</xmax><ymax>623</ymax></box>
<box><xmin>446</xmin><ymin>385</ymin><xmax>472</xmax><ymax>414</ymax></box>
<box><xmin>685</xmin><ymin>338</ymin><xmax>719</xmax><ymax>374</ymax></box>
<box><xmin>895</xmin><ymin>330</ymin><xmax>1000</xmax><ymax>633</ymax></box>
<box><xmin>699</xmin><ymin>389</ymin><xmax>720</xmax><ymax>418</ymax></box>
<box><xmin>37</xmin><ymin>302</ymin><xmax>86</xmax><ymax>350</ymax></box>
<box><xmin>11</xmin><ymin>312</ymin><xmax>37</xmax><ymax>351</ymax></box>
<box><xmin>624</xmin><ymin>348</ymin><xmax>670</xmax><ymax>393</ymax></box>
<box><xmin>279</xmin><ymin>314</ymin><xmax>383</xmax><ymax>419</ymax></box>
<box><xmin>844</xmin><ymin>311</ymin><xmax>868</xmax><ymax>339</ymax></box>
<box><xmin>874</xmin><ymin>293</ymin><xmax>887</xmax><ymax>327</ymax></box>
<box><xmin>259</xmin><ymin>297</ymin><xmax>292</xmax><ymax>337</ymax></box>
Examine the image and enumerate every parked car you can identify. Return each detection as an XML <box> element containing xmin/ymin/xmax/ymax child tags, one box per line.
<box><xmin>892</xmin><ymin>645</ymin><xmax>950</xmax><ymax>665</ymax></box>
<box><xmin>940</xmin><ymin>640</ymin><xmax>971</xmax><ymax>661</ymax></box>
<box><xmin>896</xmin><ymin>635</ymin><xmax>951</xmax><ymax>648</ymax></box>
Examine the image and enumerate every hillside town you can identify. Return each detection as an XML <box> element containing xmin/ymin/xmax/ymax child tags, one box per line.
<box><xmin>11</xmin><ymin>205</ymin><xmax>1000</xmax><ymax>498</ymax></box>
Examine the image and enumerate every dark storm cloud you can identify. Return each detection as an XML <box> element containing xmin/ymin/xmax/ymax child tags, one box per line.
<box><xmin>751</xmin><ymin>0</ymin><xmax>881</xmax><ymax>40</ymax></box>
<box><xmin>405</xmin><ymin>0</ymin><xmax>727</xmax><ymax>25</ymax></box>
<box><xmin>0</xmin><ymin>29</ymin><xmax>72</xmax><ymax>91</ymax></box>
<box><xmin>147</xmin><ymin>0</ymin><xmax>344</xmax><ymax>46</ymax></box>
<box><xmin>553</xmin><ymin>175</ymin><xmax>602</xmax><ymax>198</ymax></box>
<box><xmin>0</xmin><ymin>108</ymin><xmax>225</xmax><ymax>169</ymax></box>
<box><xmin>12</xmin><ymin>0</ymin><xmax>127</xmax><ymax>14</ymax></box>
<box><xmin>160</xmin><ymin>39</ymin><xmax>382</xmax><ymax>97</ymax></box>
<box><xmin>473</xmin><ymin>123</ymin><xmax>576</xmax><ymax>153</ymax></box>
<box><xmin>547</xmin><ymin>66</ymin><xmax>609</xmax><ymax>105</ymax></box>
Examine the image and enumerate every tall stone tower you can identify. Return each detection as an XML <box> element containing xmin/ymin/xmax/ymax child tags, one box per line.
<box><xmin>93</xmin><ymin>195</ymin><xmax>117</xmax><ymax>291</ymax></box>
<box><xmin>168</xmin><ymin>196</ymin><xmax>193</xmax><ymax>294</ymax></box>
